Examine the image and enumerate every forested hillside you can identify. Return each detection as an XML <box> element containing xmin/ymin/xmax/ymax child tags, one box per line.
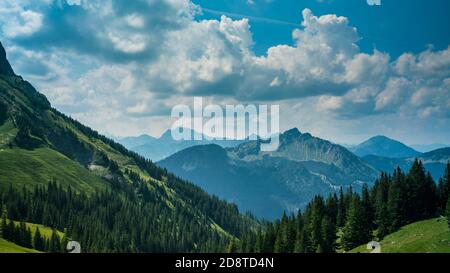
<box><xmin>0</xmin><ymin>41</ymin><xmax>255</xmax><ymax>252</ymax></box>
<box><xmin>231</xmin><ymin>161</ymin><xmax>450</xmax><ymax>253</ymax></box>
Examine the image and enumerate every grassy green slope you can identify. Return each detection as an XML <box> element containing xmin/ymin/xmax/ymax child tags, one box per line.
<box><xmin>10</xmin><ymin>220</ymin><xmax>65</xmax><ymax>239</ymax></box>
<box><xmin>0</xmin><ymin>239</ymin><xmax>41</xmax><ymax>253</ymax></box>
<box><xmin>0</xmin><ymin>220</ymin><xmax>64</xmax><ymax>253</ymax></box>
<box><xmin>350</xmin><ymin>218</ymin><xmax>450</xmax><ymax>253</ymax></box>
<box><xmin>0</xmin><ymin>147</ymin><xmax>106</xmax><ymax>192</ymax></box>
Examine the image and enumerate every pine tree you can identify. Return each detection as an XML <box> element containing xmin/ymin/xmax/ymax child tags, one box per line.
<box><xmin>255</xmin><ymin>228</ymin><xmax>264</xmax><ymax>253</ymax></box>
<box><xmin>341</xmin><ymin>196</ymin><xmax>371</xmax><ymax>251</ymax></box>
<box><xmin>423</xmin><ymin>172</ymin><xmax>436</xmax><ymax>218</ymax></box>
<box><xmin>293</xmin><ymin>212</ymin><xmax>304</xmax><ymax>253</ymax></box>
<box><xmin>48</xmin><ymin>229</ymin><xmax>61</xmax><ymax>253</ymax></box>
<box><xmin>298</xmin><ymin>223</ymin><xmax>313</xmax><ymax>253</ymax></box>
<box><xmin>261</xmin><ymin>224</ymin><xmax>275</xmax><ymax>253</ymax></box>
<box><xmin>24</xmin><ymin>227</ymin><xmax>33</xmax><ymax>248</ymax></box>
<box><xmin>361</xmin><ymin>184</ymin><xmax>374</xmax><ymax>230</ymax></box>
<box><xmin>33</xmin><ymin>227</ymin><xmax>45</xmax><ymax>251</ymax></box>
<box><xmin>344</xmin><ymin>186</ymin><xmax>354</xmax><ymax>212</ymax></box>
<box><xmin>310</xmin><ymin>196</ymin><xmax>325</xmax><ymax>252</ymax></box>
<box><xmin>437</xmin><ymin>178</ymin><xmax>446</xmax><ymax>214</ymax></box>
<box><xmin>387</xmin><ymin>167</ymin><xmax>405</xmax><ymax>232</ymax></box>
<box><xmin>319</xmin><ymin>215</ymin><xmax>336</xmax><ymax>253</ymax></box>
<box><xmin>438</xmin><ymin>163</ymin><xmax>450</xmax><ymax>214</ymax></box>
<box><xmin>376</xmin><ymin>205</ymin><xmax>390</xmax><ymax>239</ymax></box>
<box><xmin>326</xmin><ymin>193</ymin><xmax>338</xmax><ymax>226</ymax></box>
<box><xmin>8</xmin><ymin>220</ymin><xmax>16</xmax><ymax>243</ymax></box>
<box><xmin>0</xmin><ymin>209</ymin><xmax>8</xmax><ymax>239</ymax></box>
<box><xmin>446</xmin><ymin>193</ymin><xmax>450</xmax><ymax>229</ymax></box>
<box><xmin>274</xmin><ymin>213</ymin><xmax>291</xmax><ymax>253</ymax></box>
<box><xmin>407</xmin><ymin>159</ymin><xmax>427</xmax><ymax>222</ymax></box>
<box><xmin>336</xmin><ymin>187</ymin><xmax>346</xmax><ymax>227</ymax></box>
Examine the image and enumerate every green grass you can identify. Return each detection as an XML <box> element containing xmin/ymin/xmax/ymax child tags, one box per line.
<box><xmin>350</xmin><ymin>217</ymin><xmax>450</xmax><ymax>253</ymax></box>
<box><xmin>0</xmin><ymin>147</ymin><xmax>107</xmax><ymax>192</ymax></box>
<box><xmin>0</xmin><ymin>239</ymin><xmax>41</xmax><ymax>253</ymax></box>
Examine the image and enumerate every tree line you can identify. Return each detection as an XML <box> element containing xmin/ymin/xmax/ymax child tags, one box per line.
<box><xmin>234</xmin><ymin>160</ymin><xmax>450</xmax><ymax>253</ymax></box>
<box><xmin>0</xmin><ymin>212</ymin><xmax>65</xmax><ymax>252</ymax></box>
<box><xmin>0</xmin><ymin>177</ymin><xmax>254</xmax><ymax>252</ymax></box>
<box><xmin>1</xmin><ymin>160</ymin><xmax>449</xmax><ymax>253</ymax></box>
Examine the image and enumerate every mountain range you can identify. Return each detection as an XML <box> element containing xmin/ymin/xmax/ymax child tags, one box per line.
<box><xmin>410</xmin><ymin>143</ymin><xmax>450</xmax><ymax>153</ymax></box>
<box><xmin>158</xmin><ymin>130</ymin><xmax>450</xmax><ymax>219</ymax></box>
<box><xmin>158</xmin><ymin>128</ymin><xmax>380</xmax><ymax>219</ymax></box>
<box><xmin>118</xmin><ymin>129</ymin><xmax>245</xmax><ymax>161</ymax></box>
<box><xmin>363</xmin><ymin>147</ymin><xmax>450</xmax><ymax>181</ymax></box>
<box><xmin>348</xmin><ymin>135</ymin><xmax>448</xmax><ymax>180</ymax></box>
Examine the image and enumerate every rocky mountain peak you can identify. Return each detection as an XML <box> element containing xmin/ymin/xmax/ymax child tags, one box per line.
<box><xmin>0</xmin><ymin>42</ymin><xmax>15</xmax><ymax>76</ymax></box>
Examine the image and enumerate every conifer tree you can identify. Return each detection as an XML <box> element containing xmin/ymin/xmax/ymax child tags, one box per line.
<box><xmin>298</xmin><ymin>223</ymin><xmax>313</xmax><ymax>253</ymax></box>
<box><xmin>361</xmin><ymin>184</ymin><xmax>374</xmax><ymax>230</ymax></box>
<box><xmin>310</xmin><ymin>196</ymin><xmax>325</xmax><ymax>252</ymax></box>
<box><xmin>438</xmin><ymin>163</ymin><xmax>450</xmax><ymax>214</ymax></box>
<box><xmin>376</xmin><ymin>205</ymin><xmax>390</xmax><ymax>239</ymax></box>
<box><xmin>48</xmin><ymin>229</ymin><xmax>61</xmax><ymax>253</ymax></box>
<box><xmin>387</xmin><ymin>167</ymin><xmax>405</xmax><ymax>232</ymax></box>
<box><xmin>33</xmin><ymin>227</ymin><xmax>45</xmax><ymax>251</ymax></box>
<box><xmin>407</xmin><ymin>159</ymin><xmax>427</xmax><ymax>221</ymax></box>
<box><xmin>0</xmin><ymin>210</ymin><xmax>8</xmax><ymax>239</ymax></box>
<box><xmin>423</xmin><ymin>172</ymin><xmax>436</xmax><ymax>218</ymax></box>
<box><xmin>8</xmin><ymin>220</ymin><xmax>16</xmax><ymax>243</ymax></box>
<box><xmin>336</xmin><ymin>187</ymin><xmax>346</xmax><ymax>227</ymax></box>
<box><xmin>274</xmin><ymin>213</ymin><xmax>291</xmax><ymax>253</ymax></box>
<box><xmin>24</xmin><ymin>227</ymin><xmax>33</xmax><ymax>248</ymax></box>
<box><xmin>326</xmin><ymin>193</ymin><xmax>338</xmax><ymax>226</ymax></box>
<box><xmin>255</xmin><ymin>228</ymin><xmax>264</xmax><ymax>253</ymax></box>
<box><xmin>341</xmin><ymin>196</ymin><xmax>371</xmax><ymax>251</ymax></box>
<box><xmin>319</xmin><ymin>215</ymin><xmax>336</xmax><ymax>253</ymax></box>
<box><xmin>261</xmin><ymin>224</ymin><xmax>275</xmax><ymax>253</ymax></box>
<box><xmin>446</xmin><ymin>194</ymin><xmax>450</xmax><ymax>229</ymax></box>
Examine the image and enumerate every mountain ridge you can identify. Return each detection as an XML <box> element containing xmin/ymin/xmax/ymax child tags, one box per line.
<box><xmin>118</xmin><ymin>127</ymin><xmax>246</xmax><ymax>161</ymax></box>
<box><xmin>159</xmin><ymin>128</ymin><xmax>380</xmax><ymax>219</ymax></box>
<box><xmin>362</xmin><ymin>147</ymin><xmax>450</xmax><ymax>180</ymax></box>
<box><xmin>351</xmin><ymin>135</ymin><xmax>421</xmax><ymax>158</ymax></box>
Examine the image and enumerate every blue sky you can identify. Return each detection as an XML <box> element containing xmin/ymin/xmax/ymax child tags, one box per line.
<box><xmin>0</xmin><ymin>0</ymin><xmax>449</xmax><ymax>145</ymax></box>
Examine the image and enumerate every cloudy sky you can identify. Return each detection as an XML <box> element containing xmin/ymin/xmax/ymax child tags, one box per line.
<box><xmin>0</xmin><ymin>0</ymin><xmax>449</xmax><ymax>145</ymax></box>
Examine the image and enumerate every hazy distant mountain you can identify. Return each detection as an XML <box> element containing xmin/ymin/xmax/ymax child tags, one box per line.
<box><xmin>118</xmin><ymin>128</ymin><xmax>245</xmax><ymax>161</ymax></box>
<box><xmin>420</xmin><ymin>147</ymin><xmax>450</xmax><ymax>163</ymax></box>
<box><xmin>362</xmin><ymin>147</ymin><xmax>450</xmax><ymax>181</ymax></box>
<box><xmin>119</xmin><ymin>134</ymin><xmax>157</xmax><ymax>149</ymax></box>
<box><xmin>158</xmin><ymin>128</ymin><xmax>379</xmax><ymax>219</ymax></box>
<box><xmin>411</xmin><ymin>144</ymin><xmax>450</xmax><ymax>153</ymax></box>
<box><xmin>351</xmin><ymin>135</ymin><xmax>421</xmax><ymax>158</ymax></box>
